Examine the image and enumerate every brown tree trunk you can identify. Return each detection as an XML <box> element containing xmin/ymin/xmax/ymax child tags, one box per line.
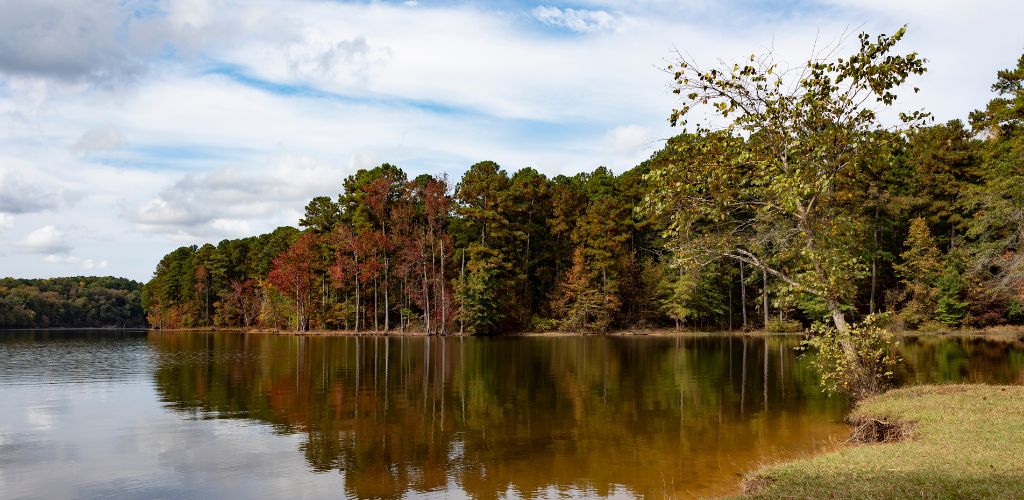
<box><xmin>384</xmin><ymin>258</ymin><xmax>390</xmax><ymax>334</ymax></box>
<box><xmin>295</xmin><ymin>286</ymin><xmax>302</xmax><ymax>332</ymax></box>
<box><xmin>740</xmin><ymin>262</ymin><xmax>748</xmax><ymax>329</ymax></box>
<box><xmin>762</xmin><ymin>270</ymin><xmax>769</xmax><ymax>329</ymax></box>
<box><xmin>870</xmin><ymin>202</ymin><xmax>880</xmax><ymax>314</ymax></box>
<box><xmin>353</xmin><ymin>257</ymin><xmax>360</xmax><ymax>334</ymax></box>
<box><xmin>459</xmin><ymin>248</ymin><xmax>466</xmax><ymax>335</ymax></box>
<box><xmin>423</xmin><ymin>266</ymin><xmax>430</xmax><ymax>335</ymax></box>
<box><xmin>728</xmin><ymin>270</ymin><xmax>733</xmax><ymax>330</ymax></box>
<box><xmin>440</xmin><ymin>238</ymin><xmax>447</xmax><ymax>335</ymax></box>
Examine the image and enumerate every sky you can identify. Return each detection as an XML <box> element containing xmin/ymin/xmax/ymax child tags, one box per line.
<box><xmin>1</xmin><ymin>0</ymin><xmax>1022</xmax><ymax>282</ymax></box>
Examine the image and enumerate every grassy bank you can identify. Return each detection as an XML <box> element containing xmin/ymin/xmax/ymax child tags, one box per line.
<box><xmin>741</xmin><ymin>385</ymin><xmax>1024</xmax><ymax>499</ymax></box>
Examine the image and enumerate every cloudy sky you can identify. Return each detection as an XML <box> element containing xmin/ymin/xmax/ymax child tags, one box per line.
<box><xmin>1</xmin><ymin>0</ymin><xmax>1022</xmax><ymax>282</ymax></box>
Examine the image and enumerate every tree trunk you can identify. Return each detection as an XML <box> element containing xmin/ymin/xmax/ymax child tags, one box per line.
<box><xmin>828</xmin><ymin>300</ymin><xmax>862</xmax><ymax>374</ymax></box>
<box><xmin>295</xmin><ymin>286</ymin><xmax>302</xmax><ymax>332</ymax></box>
<box><xmin>762</xmin><ymin>270</ymin><xmax>769</xmax><ymax>329</ymax></box>
<box><xmin>870</xmin><ymin>202</ymin><xmax>880</xmax><ymax>314</ymax></box>
<box><xmin>440</xmin><ymin>238</ymin><xmax>447</xmax><ymax>335</ymax></box>
<box><xmin>459</xmin><ymin>248</ymin><xmax>466</xmax><ymax>336</ymax></box>
<box><xmin>384</xmin><ymin>258</ymin><xmax>390</xmax><ymax>334</ymax></box>
<box><xmin>430</xmin><ymin>235</ymin><xmax>437</xmax><ymax>335</ymax></box>
<box><xmin>830</xmin><ymin>302</ymin><xmax>849</xmax><ymax>333</ymax></box>
<box><xmin>740</xmin><ymin>262</ymin><xmax>748</xmax><ymax>329</ymax></box>
<box><xmin>728</xmin><ymin>270</ymin><xmax>733</xmax><ymax>331</ymax></box>
<box><xmin>353</xmin><ymin>258</ymin><xmax>360</xmax><ymax>334</ymax></box>
<box><xmin>870</xmin><ymin>256</ymin><xmax>877</xmax><ymax>315</ymax></box>
<box><xmin>423</xmin><ymin>266</ymin><xmax>431</xmax><ymax>335</ymax></box>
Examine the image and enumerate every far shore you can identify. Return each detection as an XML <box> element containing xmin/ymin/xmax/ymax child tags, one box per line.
<box><xmin>142</xmin><ymin>325</ymin><xmax>1024</xmax><ymax>340</ymax></box>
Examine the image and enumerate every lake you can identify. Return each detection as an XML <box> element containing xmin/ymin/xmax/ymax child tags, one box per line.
<box><xmin>1</xmin><ymin>331</ymin><xmax>1022</xmax><ymax>499</ymax></box>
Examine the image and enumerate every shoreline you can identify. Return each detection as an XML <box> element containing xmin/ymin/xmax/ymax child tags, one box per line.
<box><xmin>7</xmin><ymin>325</ymin><xmax>1023</xmax><ymax>342</ymax></box>
<box><xmin>139</xmin><ymin>325</ymin><xmax>1024</xmax><ymax>340</ymax></box>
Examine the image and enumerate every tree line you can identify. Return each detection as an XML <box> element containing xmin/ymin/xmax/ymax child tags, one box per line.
<box><xmin>0</xmin><ymin>277</ymin><xmax>146</xmax><ymax>328</ymax></box>
<box><xmin>143</xmin><ymin>34</ymin><xmax>1024</xmax><ymax>336</ymax></box>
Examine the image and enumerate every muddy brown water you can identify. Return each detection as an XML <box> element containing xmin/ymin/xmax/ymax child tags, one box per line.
<box><xmin>1</xmin><ymin>331</ymin><xmax>1021</xmax><ymax>498</ymax></box>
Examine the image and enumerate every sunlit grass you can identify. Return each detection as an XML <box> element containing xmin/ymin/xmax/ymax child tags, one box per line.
<box><xmin>740</xmin><ymin>384</ymin><xmax>1024</xmax><ymax>499</ymax></box>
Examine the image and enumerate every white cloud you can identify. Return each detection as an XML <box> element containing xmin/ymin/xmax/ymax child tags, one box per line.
<box><xmin>0</xmin><ymin>0</ymin><xmax>142</xmax><ymax>82</ymax></box>
<box><xmin>2</xmin><ymin>0</ymin><xmax>1024</xmax><ymax>281</ymax></box>
<box><xmin>81</xmin><ymin>258</ymin><xmax>109</xmax><ymax>270</ymax></box>
<box><xmin>0</xmin><ymin>168</ymin><xmax>60</xmax><ymax>214</ymax></box>
<box><xmin>533</xmin><ymin>6</ymin><xmax>617</xmax><ymax>33</ymax></box>
<box><xmin>284</xmin><ymin>34</ymin><xmax>389</xmax><ymax>86</ymax></box>
<box><xmin>603</xmin><ymin>124</ymin><xmax>653</xmax><ymax>154</ymax></box>
<box><xmin>210</xmin><ymin>219</ymin><xmax>252</xmax><ymax>237</ymax></box>
<box><xmin>0</xmin><ymin>0</ymin><xmax>290</xmax><ymax>85</ymax></box>
<box><xmin>41</xmin><ymin>254</ymin><xmax>112</xmax><ymax>272</ymax></box>
<box><xmin>18</xmin><ymin>225</ymin><xmax>71</xmax><ymax>254</ymax></box>
<box><xmin>131</xmin><ymin>157</ymin><xmax>346</xmax><ymax>239</ymax></box>
<box><xmin>71</xmin><ymin>126</ymin><xmax>122</xmax><ymax>152</ymax></box>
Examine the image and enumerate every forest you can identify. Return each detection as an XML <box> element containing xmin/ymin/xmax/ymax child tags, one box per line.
<box><xmin>0</xmin><ymin>277</ymin><xmax>146</xmax><ymax>328</ymax></box>
<box><xmin>142</xmin><ymin>34</ymin><xmax>1024</xmax><ymax>336</ymax></box>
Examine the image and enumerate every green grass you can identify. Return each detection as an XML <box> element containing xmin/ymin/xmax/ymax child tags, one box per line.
<box><xmin>740</xmin><ymin>385</ymin><xmax>1024</xmax><ymax>499</ymax></box>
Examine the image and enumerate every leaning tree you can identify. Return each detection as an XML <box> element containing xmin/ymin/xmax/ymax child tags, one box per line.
<box><xmin>642</xmin><ymin>28</ymin><xmax>927</xmax><ymax>385</ymax></box>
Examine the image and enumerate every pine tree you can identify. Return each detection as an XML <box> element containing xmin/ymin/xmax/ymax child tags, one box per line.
<box><xmin>455</xmin><ymin>245</ymin><xmax>502</xmax><ymax>334</ymax></box>
<box><xmin>935</xmin><ymin>260</ymin><xmax>969</xmax><ymax>327</ymax></box>
<box><xmin>553</xmin><ymin>248</ymin><xmax>611</xmax><ymax>332</ymax></box>
<box><xmin>895</xmin><ymin>218</ymin><xmax>944</xmax><ymax>327</ymax></box>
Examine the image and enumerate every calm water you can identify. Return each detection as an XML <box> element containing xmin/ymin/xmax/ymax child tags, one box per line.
<box><xmin>1</xmin><ymin>332</ymin><xmax>1022</xmax><ymax>499</ymax></box>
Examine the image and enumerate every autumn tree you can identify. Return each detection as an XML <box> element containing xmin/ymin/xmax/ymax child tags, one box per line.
<box><xmin>553</xmin><ymin>248</ymin><xmax>615</xmax><ymax>332</ymax></box>
<box><xmin>338</xmin><ymin>164</ymin><xmax>409</xmax><ymax>332</ymax></box>
<box><xmin>404</xmin><ymin>174</ymin><xmax>455</xmax><ymax>334</ymax></box>
<box><xmin>329</xmin><ymin>225</ymin><xmax>365</xmax><ymax>332</ymax></box>
<box><xmin>268</xmin><ymin>233</ymin><xmax>318</xmax><ymax>331</ymax></box>
<box><xmin>562</xmin><ymin>175</ymin><xmax>631</xmax><ymax>327</ymax></box>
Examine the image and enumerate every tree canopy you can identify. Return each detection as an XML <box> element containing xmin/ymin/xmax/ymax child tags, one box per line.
<box><xmin>1</xmin><ymin>277</ymin><xmax>145</xmax><ymax>328</ymax></box>
<box><xmin>141</xmin><ymin>33</ymin><xmax>1024</xmax><ymax>337</ymax></box>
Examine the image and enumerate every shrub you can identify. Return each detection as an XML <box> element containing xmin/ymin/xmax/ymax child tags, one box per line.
<box><xmin>765</xmin><ymin>317</ymin><xmax>804</xmax><ymax>333</ymax></box>
<box><xmin>800</xmin><ymin>314</ymin><xmax>901</xmax><ymax>400</ymax></box>
<box><xmin>530</xmin><ymin>315</ymin><xmax>560</xmax><ymax>333</ymax></box>
<box><xmin>1006</xmin><ymin>300</ymin><xmax>1024</xmax><ymax>323</ymax></box>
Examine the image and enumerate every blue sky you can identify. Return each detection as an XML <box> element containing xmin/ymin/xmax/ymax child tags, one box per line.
<box><xmin>1</xmin><ymin>0</ymin><xmax>1023</xmax><ymax>281</ymax></box>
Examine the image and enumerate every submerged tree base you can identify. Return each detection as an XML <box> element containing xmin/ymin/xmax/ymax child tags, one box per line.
<box><xmin>739</xmin><ymin>385</ymin><xmax>1024</xmax><ymax>498</ymax></box>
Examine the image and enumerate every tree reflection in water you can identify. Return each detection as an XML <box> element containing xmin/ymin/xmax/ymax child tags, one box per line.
<box><xmin>149</xmin><ymin>333</ymin><xmax>1024</xmax><ymax>498</ymax></box>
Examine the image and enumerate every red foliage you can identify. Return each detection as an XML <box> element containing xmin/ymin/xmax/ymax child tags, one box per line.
<box><xmin>268</xmin><ymin>233</ymin><xmax>317</xmax><ymax>330</ymax></box>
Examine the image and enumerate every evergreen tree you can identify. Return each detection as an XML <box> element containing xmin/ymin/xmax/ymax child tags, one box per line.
<box><xmin>894</xmin><ymin>218</ymin><xmax>944</xmax><ymax>328</ymax></box>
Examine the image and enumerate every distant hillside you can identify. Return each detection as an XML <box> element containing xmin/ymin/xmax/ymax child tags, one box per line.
<box><xmin>0</xmin><ymin>277</ymin><xmax>147</xmax><ymax>329</ymax></box>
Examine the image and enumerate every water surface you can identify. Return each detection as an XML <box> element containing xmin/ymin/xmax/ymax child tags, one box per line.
<box><xmin>1</xmin><ymin>331</ymin><xmax>1022</xmax><ymax>499</ymax></box>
